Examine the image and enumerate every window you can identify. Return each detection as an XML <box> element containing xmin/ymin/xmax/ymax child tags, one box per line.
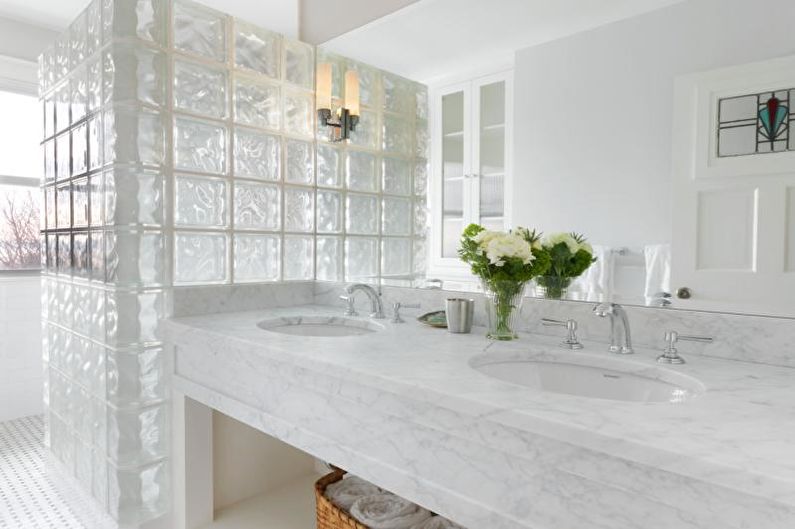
<box><xmin>717</xmin><ymin>89</ymin><xmax>795</xmax><ymax>157</ymax></box>
<box><xmin>0</xmin><ymin>91</ymin><xmax>42</xmax><ymax>271</ymax></box>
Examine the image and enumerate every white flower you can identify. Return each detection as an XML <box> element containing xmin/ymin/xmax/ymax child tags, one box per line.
<box><xmin>477</xmin><ymin>232</ymin><xmax>535</xmax><ymax>266</ymax></box>
<box><xmin>543</xmin><ymin>232</ymin><xmax>592</xmax><ymax>255</ymax></box>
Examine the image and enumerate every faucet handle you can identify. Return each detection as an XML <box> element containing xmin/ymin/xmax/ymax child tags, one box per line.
<box><xmin>541</xmin><ymin>318</ymin><xmax>583</xmax><ymax>350</ymax></box>
<box><xmin>391</xmin><ymin>302</ymin><xmax>421</xmax><ymax>323</ymax></box>
<box><xmin>657</xmin><ymin>330</ymin><xmax>713</xmax><ymax>364</ymax></box>
<box><xmin>339</xmin><ymin>295</ymin><xmax>358</xmax><ymax>317</ymax></box>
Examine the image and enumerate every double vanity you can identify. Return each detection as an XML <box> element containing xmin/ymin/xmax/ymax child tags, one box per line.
<box><xmin>165</xmin><ymin>284</ymin><xmax>795</xmax><ymax>529</ymax></box>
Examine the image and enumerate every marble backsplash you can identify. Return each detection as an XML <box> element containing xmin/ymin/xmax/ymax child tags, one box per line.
<box><xmin>171</xmin><ymin>281</ymin><xmax>795</xmax><ymax>368</ymax></box>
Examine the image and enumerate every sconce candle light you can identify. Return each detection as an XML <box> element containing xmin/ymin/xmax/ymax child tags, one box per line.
<box><xmin>317</xmin><ymin>63</ymin><xmax>360</xmax><ymax>142</ymax></box>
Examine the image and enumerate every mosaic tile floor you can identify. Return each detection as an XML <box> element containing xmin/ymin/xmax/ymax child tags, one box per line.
<box><xmin>0</xmin><ymin>416</ymin><xmax>86</xmax><ymax>529</ymax></box>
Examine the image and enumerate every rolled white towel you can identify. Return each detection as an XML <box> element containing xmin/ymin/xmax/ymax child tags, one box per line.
<box><xmin>325</xmin><ymin>476</ymin><xmax>382</xmax><ymax>511</ymax></box>
<box><xmin>350</xmin><ymin>493</ymin><xmax>432</xmax><ymax>529</ymax></box>
<box><xmin>411</xmin><ymin>515</ymin><xmax>467</xmax><ymax>529</ymax></box>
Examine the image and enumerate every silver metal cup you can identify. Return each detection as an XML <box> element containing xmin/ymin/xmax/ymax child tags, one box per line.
<box><xmin>445</xmin><ymin>298</ymin><xmax>475</xmax><ymax>333</ymax></box>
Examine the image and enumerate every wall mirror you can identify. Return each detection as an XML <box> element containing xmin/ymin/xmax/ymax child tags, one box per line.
<box><xmin>319</xmin><ymin>0</ymin><xmax>795</xmax><ymax>318</ymax></box>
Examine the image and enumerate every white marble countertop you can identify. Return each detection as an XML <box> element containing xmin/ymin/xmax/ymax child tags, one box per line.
<box><xmin>165</xmin><ymin>304</ymin><xmax>795</xmax><ymax>525</ymax></box>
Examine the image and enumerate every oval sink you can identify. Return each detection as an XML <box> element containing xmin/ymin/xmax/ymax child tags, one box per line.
<box><xmin>257</xmin><ymin>316</ymin><xmax>383</xmax><ymax>337</ymax></box>
<box><xmin>471</xmin><ymin>355</ymin><xmax>704</xmax><ymax>403</ymax></box>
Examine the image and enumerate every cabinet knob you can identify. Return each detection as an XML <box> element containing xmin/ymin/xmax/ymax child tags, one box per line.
<box><xmin>676</xmin><ymin>287</ymin><xmax>692</xmax><ymax>299</ymax></box>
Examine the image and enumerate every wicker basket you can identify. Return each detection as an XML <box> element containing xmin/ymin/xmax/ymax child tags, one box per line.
<box><xmin>315</xmin><ymin>469</ymin><xmax>370</xmax><ymax>529</ymax></box>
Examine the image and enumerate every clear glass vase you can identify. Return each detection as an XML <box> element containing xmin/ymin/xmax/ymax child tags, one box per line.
<box><xmin>481</xmin><ymin>280</ymin><xmax>527</xmax><ymax>340</ymax></box>
<box><xmin>535</xmin><ymin>275</ymin><xmax>573</xmax><ymax>300</ymax></box>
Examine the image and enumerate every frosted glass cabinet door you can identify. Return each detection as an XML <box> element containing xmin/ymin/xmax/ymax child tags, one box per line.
<box><xmin>441</xmin><ymin>89</ymin><xmax>467</xmax><ymax>258</ymax></box>
<box><xmin>475</xmin><ymin>80</ymin><xmax>506</xmax><ymax>232</ymax></box>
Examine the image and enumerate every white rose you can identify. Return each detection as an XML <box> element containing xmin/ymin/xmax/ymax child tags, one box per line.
<box><xmin>543</xmin><ymin>232</ymin><xmax>580</xmax><ymax>254</ymax></box>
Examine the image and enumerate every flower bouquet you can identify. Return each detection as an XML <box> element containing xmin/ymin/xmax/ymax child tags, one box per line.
<box><xmin>536</xmin><ymin>232</ymin><xmax>597</xmax><ymax>299</ymax></box>
<box><xmin>459</xmin><ymin>224</ymin><xmax>550</xmax><ymax>340</ymax></box>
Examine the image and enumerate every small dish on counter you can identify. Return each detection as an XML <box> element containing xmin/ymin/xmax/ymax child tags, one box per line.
<box><xmin>417</xmin><ymin>311</ymin><xmax>448</xmax><ymax>328</ymax></box>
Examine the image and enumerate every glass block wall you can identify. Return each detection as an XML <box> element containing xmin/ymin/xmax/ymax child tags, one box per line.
<box><xmin>38</xmin><ymin>0</ymin><xmax>427</xmax><ymax>525</ymax></box>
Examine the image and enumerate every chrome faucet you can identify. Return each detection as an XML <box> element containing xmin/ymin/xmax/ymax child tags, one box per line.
<box><xmin>592</xmin><ymin>303</ymin><xmax>634</xmax><ymax>354</ymax></box>
<box><xmin>340</xmin><ymin>284</ymin><xmax>385</xmax><ymax>319</ymax></box>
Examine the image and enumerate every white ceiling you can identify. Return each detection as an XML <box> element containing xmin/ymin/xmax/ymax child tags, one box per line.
<box><xmin>0</xmin><ymin>0</ymin><xmax>300</xmax><ymax>36</ymax></box>
<box><xmin>322</xmin><ymin>0</ymin><xmax>686</xmax><ymax>84</ymax></box>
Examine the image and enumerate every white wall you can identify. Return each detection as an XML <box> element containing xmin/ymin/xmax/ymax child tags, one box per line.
<box><xmin>0</xmin><ymin>276</ymin><xmax>42</xmax><ymax>421</ymax></box>
<box><xmin>512</xmin><ymin>0</ymin><xmax>795</xmax><ymax>250</ymax></box>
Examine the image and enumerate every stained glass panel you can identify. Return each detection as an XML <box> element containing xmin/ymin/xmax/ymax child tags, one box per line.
<box><xmin>717</xmin><ymin>89</ymin><xmax>794</xmax><ymax>157</ymax></box>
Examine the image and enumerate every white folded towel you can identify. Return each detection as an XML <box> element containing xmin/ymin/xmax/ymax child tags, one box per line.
<box><xmin>325</xmin><ymin>476</ymin><xmax>382</xmax><ymax>511</ymax></box>
<box><xmin>643</xmin><ymin>243</ymin><xmax>671</xmax><ymax>301</ymax></box>
<box><xmin>410</xmin><ymin>515</ymin><xmax>467</xmax><ymax>529</ymax></box>
<box><xmin>570</xmin><ymin>244</ymin><xmax>614</xmax><ymax>301</ymax></box>
<box><xmin>350</xmin><ymin>493</ymin><xmax>432</xmax><ymax>529</ymax></box>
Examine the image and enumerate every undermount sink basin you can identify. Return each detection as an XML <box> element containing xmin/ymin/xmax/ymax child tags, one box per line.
<box><xmin>257</xmin><ymin>316</ymin><xmax>383</xmax><ymax>337</ymax></box>
<box><xmin>471</xmin><ymin>355</ymin><xmax>704</xmax><ymax>403</ymax></box>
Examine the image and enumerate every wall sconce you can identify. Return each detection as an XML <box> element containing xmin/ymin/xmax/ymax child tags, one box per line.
<box><xmin>317</xmin><ymin>63</ymin><xmax>360</xmax><ymax>142</ymax></box>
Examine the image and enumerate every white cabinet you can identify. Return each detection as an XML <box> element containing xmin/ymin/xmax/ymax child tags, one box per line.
<box><xmin>429</xmin><ymin>71</ymin><xmax>513</xmax><ymax>277</ymax></box>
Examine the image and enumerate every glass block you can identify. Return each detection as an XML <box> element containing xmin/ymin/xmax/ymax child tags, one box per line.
<box><xmin>72</xmin><ymin>178</ymin><xmax>89</xmax><ymax>227</ymax></box>
<box><xmin>349</xmin><ymin>108</ymin><xmax>378</xmax><ymax>149</ymax></box>
<box><xmin>90</xmin><ymin>230</ymin><xmax>106</xmax><ymax>282</ymax></box>
<box><xmin>416</xmin><ymin>84</ymin><xmax>428</xmax><ymax>120</ymax></box>
<box><xmin>44</xmin><ymin>97</ymin><xmax>55</xmax><ymax>139</ymax></box>
<box><xmin>105</xmin><ymin>168</ymin><xmax>164</xmax><ymax>226</ymax></box>
<box><xmin>383</xmin><ymin>115</ymin><xmax>412</xmax><ymax>154</ymax></box>
<box><xmin>233</xmin><ymin>181</ymin><xmax>280</xmax><ymax>230</ymax></box>
<box><xmin>316</xmin><ymin>236</ymin><xmax>342</xmax><ymax>281</ymax></box>
<box><xmin>233</xmin><ymin>128</ymin><xmax>280</xmax><ymax>180</ymax></box>
<box><xmin>234</xmin><ymin>20</ymin><xmax>280</xmax><ymax>79</ymax></box>
<box><xmin>346</xmin><ymin>151</ymin><xmax>377</xmax><ymax>192</ymax></box>
<box><xmin>233</xmin><ymin>76</ymin><xmax>280</xmax><ymax>130</ymax></box>
<box><xmin>69</xmin><ymin>12</ymin><xmax>87</xmax><ymax>68</ymax></box>
<box><xmin>71</xmin><ymin>69</ymin><xmax>88</xmax><ymax>124</ymax></box>
<box><xmin>104</xmin><ymin>44</ymin><xmax>166</xmax><ymax>107</ymax></box>
<box><xmin>47</xmin><ymin>236</ymin><xmax>57</xmax><ymax>272</ymax></box>
<box><xmin>174</xmin><ymin>59</ymin><xmax>227</xmax><ymax>119</ymax></box>
<box><xmin>285</xmin><ymin>139</ymin><xmax>314</xmax><ymax>184</ymax></box>
<box><xmin>86</xmin><ymin>0</ymin><xmax>101</xmax><ymax>56</ymax></box>
<box><xmin>283</xmin><ymin>235</ymin><xmax>313</xmax><ymax>280</ymax></box>
<box><xmin>88</xmin><ymin>114</ymin><xmax>102</xmax><ymax>171</ymax></box>
<box><xmin>414</xmin><ymin>160</ymin><xmax>428</xmax><ymax>196</ymax></box>
<box><xmin>44</xmin><ymin>141</ymin><xmax>55</xmax><ymax>182</ymax></box>
<box><xmin>413</xmin><ymin>238</ymin><xmax>427</xmax><ymax>275</ymax></box>
<box><xmin>56</xmin><ymin>133</ymin><xmax>70</xmax><ymax>181</ymax></box>
<box><xmin>383</xmin><ymin>73</ymin><xmax>415</xmax><ymax>115</ymax></box>
<box><xmin>174</xmin><ymin>232</ymin><xmax>228</xmax><ymax>284</ymax></box>
<box><xmin>72</xmin><ymin>287</ymin><xmax>91</xmax><ymax>335</ymax></box>
<box><xmin>316</xmin><ymin>48</ymin><xmax>345</xmax><ymax>99</ymax></box>
<box><xmin>173</xmin><ymin>116</ymin><xmax>227</xmax><ymax>174</ymax></box>
<box><xmin>346</xmin><ymin>193</ymin><xmax>378</xmax><ymax>235</ymax></box>
<box><xmin>104</xmin><ymin>0</ymin><xmax>167</xmax><ymax>45</ymax></box>
<box><xmin>71</xmin><ymin>123</ymin><xmax>88</xmax><ymax>176</ymax></box>
<box><xmin>40</xmin><ymin>46</ymin><xmax>54</xmax><ymax>93</ymax></box>
<box><xmin>283</xmin><ymin>90</ymin><xmax>313</xmax><ymax>137</ymax></box>
<box><xmin>105</xmin><ymin>290</ymin><xmax>164</xmax><ymax>347</ymax></box>
<box><xmin>56</xmin><ymin>183</ymin><xmax>71</xmax><ymax>229</ymax></box>
<box><xmin>54</xmin><ymin>34</ymin><xmax>70</xmax><ymax>82</ymax></box>
<box><xmin>88</xmin><ymin>278</ymin><xmax>106</xmax><ymax>333</ymax></box>
<box><xmin>107</xmin><ymin>348</ymin><xmax>166</xmax><ymax>408</ymax></box>
<box><xmin>316</xmin><ymin>144</ymin><xmax>341</xmax><ymax>187</ymax></box>
<box><xmin>317</xmin><ymin>190</ymin><xmax>342</xmax><ymax>234</ymax></box>
<box><xmin>105</xmin><ymin>107</ymin><xmax>165</xmax><ymax>167</ymax></box>
<box><xmin>345</xmin><ymin>237</ymin><xmax>378</xmax><ymax>282</ymax></box>
<box><xmin>75</xmin><ymin>340</ymin><xmax>106</xmax><ymax>399</ymax></box>
<box><xmin>349</xmin><ymin>61</ymin><xmax>379</xmax><ymax>108</ymax></box>
<box><xmin>73</xmin><ymin>233</ymin><xmax>90</xmax><ymax>278</ymax></box>
<box><xmin>233</xmin><ymin>234</ymin><xmax>280</xmax><ymax>282</ymax></box>
<box><xmin>87</xmin><ymin>58</ymin><xmax>101</xmax><ymax>113</ymax></box>
<box><xmin>173</xmin><ymin>0</ymin><xmax>226</xmax><ymax>62</ymax></box>
<box><xmin>74</xmin><ymin>439</ymin><xmax>92</xmax><ymax>493</ymax></box>
<box><xmin>44</xmin><ymin>185</ymin><xmax>55</xmax><ymax>229</ymax></box>
<box><xmin>55</xmin><ymin>83</ymin><xmax>70</xmax><ymax>133</ymax></box>
<box><xmin>416</xmin><ymin>119</ymin><xmax>429</xmax><ymax>158</ymax></box>
<box><xmin>284</xmin><ymin>187</ymin><xmax>314</xmax><ymax>232</ymax></box>
<box><xmin>88</xmin><ymin>173</ymin><xmax>104</xmax><ymax>227</ymax></box>
<box><xmin>175</xmin><ymin>175</ymin><xmax>228</xmax><ymax>227</ymax></box>
<box><xmin>382</xmin><ymin>238</ymin><xmax>412</xmax><ymax>277</ymax></box>
<box><xmin>57</xmin><ymin>233</ymin><xmax>70</xmax><ymax>272</ymax></box>
<box><xmin>382</xmin><ymin>157</ymin><xmax>411</xmax><ymax>196</ymax></box>
<box><xmin>106</xmin><ymin>230</ymin><xmax>166</xmax><ymax>286</ymax></box>
<box><xmin>413</xmin><ymin>199</ymin><xmax>428</xmax><ymax>237</ymax></box>
<box><xmin>107</xmin><ymin>459</ymin><xmax>169</xmax><ymax>526</ymax></box>
<box><xmin>91</xmin><ymin>446</ymin><xmax>108</xmax><ymax>510</ymax></box>
<box><xmin>382</xmin><ymin>196</ymin><xmax>412</xmax><ymax>236</ymax></box>
<box><xmin>283</xmin><ymin>39</ymin><xmax>314</xmax><ymax>89</ymax></box>
<box><xmin>107</xmin><ymin>404</ymin><xmax>168</xmax><ymax>467</ymax></box>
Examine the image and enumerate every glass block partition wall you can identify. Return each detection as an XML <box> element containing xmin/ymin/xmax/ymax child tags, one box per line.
<box><xmin>38</xmin><ymin>0</ymin><xmax>428</xmax><ymax>525</ymax></box>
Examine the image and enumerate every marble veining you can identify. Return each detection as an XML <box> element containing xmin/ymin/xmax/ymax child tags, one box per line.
<box><xmin>165</xmin><ymin>303</ymin><xmax>795</xmax><ymax>529</ymax></box>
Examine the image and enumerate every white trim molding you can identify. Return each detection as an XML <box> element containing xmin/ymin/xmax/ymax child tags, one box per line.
<box><xmin>0</xmin><ymin>55</ymin><xmax>37</xmax><ymax>96</ymax></box>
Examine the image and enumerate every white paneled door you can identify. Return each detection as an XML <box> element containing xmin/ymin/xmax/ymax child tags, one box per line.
<box><xmin>672</xmin><ymin>56</ymin><xmax>795</xmax><ymax>316</ymax></box>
